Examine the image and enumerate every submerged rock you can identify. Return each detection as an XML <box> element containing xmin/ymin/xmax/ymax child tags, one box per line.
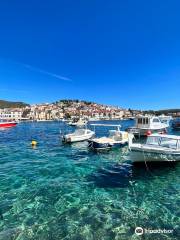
<box><xmin>0</xmin><ymin>227</ymin><xmax>21</xmax><ymax>240</ymax></box>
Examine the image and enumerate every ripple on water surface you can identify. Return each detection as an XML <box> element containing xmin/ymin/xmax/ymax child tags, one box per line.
<box><xmin>0</xmin><ymin>121</ymin><xmax>179</xmax><ymax>240</ymax></box>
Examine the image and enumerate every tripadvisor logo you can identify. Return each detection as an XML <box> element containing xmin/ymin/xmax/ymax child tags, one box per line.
<box><xmin>135</xmin><ymin>227</ymin><xmax>174</xmax><ymax>235</ymax></box>
<box><xmin>135</xmin><ymin>227</ymin><xmax>144</xmax><ymax>235</ymax></box>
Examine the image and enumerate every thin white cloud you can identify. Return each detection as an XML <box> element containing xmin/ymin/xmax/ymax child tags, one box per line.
<box><xmin>0</xmin><ymin>58</ymin><xmax>72</xmax><ymax>82</ymax></box>
<box><xmin>22</xmin><ymin>63</ymin><xmax>72</xmax><ymax>82</ymax></box>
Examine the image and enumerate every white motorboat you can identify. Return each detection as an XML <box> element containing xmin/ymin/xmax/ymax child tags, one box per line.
<box><xmin>62</xmin><ymin>128</ymin><xmax>95</xmax><ymax>143</ymax></box>
<box><xmin>158</xmin><ymin>114</ymin><xmax>172</xmax><ymax>125</ymax></box>
<box><xmin>127</xmin><ymin>116</ymin><xmax>168</xmax><ymax>137</ymax></box>
<box><xmin>129</xmin><ymin>133</ymin><xmax>180</xmax><ymax>162</ymax></box>
<box><xmin>67</xmin><ymin>119</ymin><xmax>88</xmax><ymax>127</ymax></box>
<box><xmin>88</xmin><ymin>117</ymin><xmax>100</xmax><ymax>121</ymax></box>
<box><xmin>88</xmin><ymin>124</ymin><xmax>132</xmax><ymax>150</ymax></box>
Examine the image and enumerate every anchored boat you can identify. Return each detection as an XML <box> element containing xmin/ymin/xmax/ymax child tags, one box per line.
<box><xmin>0</xmin><ymin>121</ymin><xmax>17</xmax><ymax>128</ymax></box>
<box><xmin>172</xmin><ymin>118</ymin><xmax>180</xmax><ymax>130</ymax></box>
<box><xmin>62</xmin><ymin>128</ymin><xmax>95</xmax><ymax>143</ymax></box>
<box><xmin>88</xmin><ymin>124</ymin><xmax>131</xmax><ymax>150</ymax></box>
<box><xmin>67</xmin><ymin>119</ymin><xmax>88</xmax><ymax>127</ymax></box>
<box><xmin>127</xmin><ymin>116</ymin><xmax>168</xmax><ymax>137</ymax></box>
<box><xmin>129</xmin><ymin>133</ymin><xmax>180</xmax><ymax>162</ymax></box>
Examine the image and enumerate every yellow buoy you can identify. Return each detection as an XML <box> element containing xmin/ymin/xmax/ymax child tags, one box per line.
<box><xmin>31</xmin><ymin>140</ymin><xmax>37</xmax><ymax>146</ymax></box>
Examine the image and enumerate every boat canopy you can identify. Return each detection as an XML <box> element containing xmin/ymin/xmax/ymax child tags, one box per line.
<box><xmin>149</xmin><ymin>133</ymin><xmax>180</xmax><ymax>140</ymax></box>
<box><xmin>90</xmin><ymin>124</ymin><xmax>121</xmax><ymax>131</ymax></box>
<box><xmin>90</xmin><ymin>124</ymin><xmax>121</xmax><ymax>127</ymax></box>
<box><xmin>73</xmin><ymin>129</ymin><xmax>87</xmax><ymax>135</ymax></box>
<box><xmin>137</xmin><ymin>116</ymin><xmax>162</xmax><ymax>124</ymax></box>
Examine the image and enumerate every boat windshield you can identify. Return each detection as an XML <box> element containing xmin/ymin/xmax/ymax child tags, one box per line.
<box><xmin>147</xmin><ymin>136</ymin><xmax>178</xmax><ymax>149</ymax></box>
<box><xmin>159</xmin><ymin>137</ymin><xmax>178</xmax><ymax>149</ymax></box>
<box><xmin>109</xmin><ymin>131</ymin><xmax>122</xmax><ymax>141</ymax></box>
<box><xmin>146</xmin><ymin>136</ymin><xmax>161</xmax><ymax>145</ymax></box>
<box><xmin>74</xmin><ymin>129</ymin><xmax>85</xmax><ymax>135</ymax></box>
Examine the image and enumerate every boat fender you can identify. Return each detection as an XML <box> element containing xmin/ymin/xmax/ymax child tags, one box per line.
<box><xmin>146</xmin><ymin>130</ymin><xmax>152</xmax><ymax>136</ymax></box>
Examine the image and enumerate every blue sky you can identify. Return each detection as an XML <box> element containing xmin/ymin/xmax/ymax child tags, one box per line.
<box><xmin>0</xmin><ymin>0</ymin><xmax>180</xmax><ymax>110</ymax></box>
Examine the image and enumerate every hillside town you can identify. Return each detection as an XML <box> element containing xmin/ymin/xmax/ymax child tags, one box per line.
<box><xmin>0</xmin><ymin>100</ymin><xmax>180</xmax><ymax>122</ymax></box>
<box><xmin>0</xmin><ymin>100</ymin><xmax>137</xmax><ymax>121</ymax></box>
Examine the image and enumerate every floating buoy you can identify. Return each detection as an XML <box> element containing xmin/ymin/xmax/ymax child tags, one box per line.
<box><xmin>31</xmin><ymin>140</ymin><xmax>37</xmax><ymax>146</ymax></box>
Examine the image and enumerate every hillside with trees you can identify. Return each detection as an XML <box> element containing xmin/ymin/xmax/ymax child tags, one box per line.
<box><xmin>0</xmin><ymin>100</ymin><xmax>29</xmax><ymax>108</ymax></box>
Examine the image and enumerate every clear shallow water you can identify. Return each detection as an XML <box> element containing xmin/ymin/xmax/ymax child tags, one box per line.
<box><xmin>0</xmin><ymin>121</ymin><xmax>179</xmax><ymax>240</ymax></box>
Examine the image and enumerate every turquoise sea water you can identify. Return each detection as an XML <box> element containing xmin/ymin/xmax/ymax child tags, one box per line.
<box><xmin>0</xmin><ymin>121</ymin><xmax>179</xmax><ymax>240</ymax></box>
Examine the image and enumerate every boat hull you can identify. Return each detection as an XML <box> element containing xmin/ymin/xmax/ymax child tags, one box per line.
<box><xmin>129</xmin><ymin>149</ymin><xmax>180</xmax><ymax>162</ymax></box>
<box><xmin>63</xmin><ymin>133</ymin><xmax>94</xmax><ymax>143</ymax></box>
<box><xmin>89</xmin><ymin>140</ymin><xmax>127</xmax><ymax>150</ymax></box>
<box><xmin>69</xmin><ymin>123</ymin><xmax>86</xmax><ymax>127</ymax></box>
<box><xmin>0</xmin><ymin>122</ymin><xmax>17</xmax><ymax>128</ymax></box>
<box><xmin>172</xmin><ymin>123</ymin><xmax>180</xmax><ymax>130</ymax></box>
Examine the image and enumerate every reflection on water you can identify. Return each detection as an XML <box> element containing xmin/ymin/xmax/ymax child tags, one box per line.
<box><xmin>0</xmin><ymin>121</ymin><xmax>179</xmax><ymax>240</ymax></box>
<box><xmin>89</xmin><ymin>161</ymin><xmax>179</xmax><ymax>188</ymax></box>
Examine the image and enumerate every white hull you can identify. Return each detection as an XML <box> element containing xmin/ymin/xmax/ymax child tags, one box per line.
<box><xmin>67</xmin><ymin>133</ymin><xmax>94</xmax><ymax>142</ymax></box>
<box><xmin>68</xmin><ymin>121</ymin><xmax>87</xmax><ymax>127</ymax></box>
<box><xmin>129</xmin><ymin>149</ymin><xmax>180</xmax><ymax>162</ymax></box>
<box><xmin>63</xmin><ymin>130</ymin><xmax>95</xmax><ymax>143</ymax></box>
<box><xmin>129</xmin><ymin>133</ymin><xmax>180</xmax><ymax>163</ymax></box>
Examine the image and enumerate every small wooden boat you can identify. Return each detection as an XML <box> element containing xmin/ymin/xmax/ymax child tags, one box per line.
<box><xmin>62</xmin><ymin>128</ymin><xmax>95</xmax><ymax>143</ymax></box>
<box><xmin>129</xmin><ymin>133</ymin><xmax>180</xmax><ymax>162</ymax></box>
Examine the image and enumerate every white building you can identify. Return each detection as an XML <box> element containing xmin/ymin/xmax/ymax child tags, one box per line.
<box><xmin>0</xmin><ymin>109</ymin><xmax>23</xmax><ymax>120</ymax></box>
